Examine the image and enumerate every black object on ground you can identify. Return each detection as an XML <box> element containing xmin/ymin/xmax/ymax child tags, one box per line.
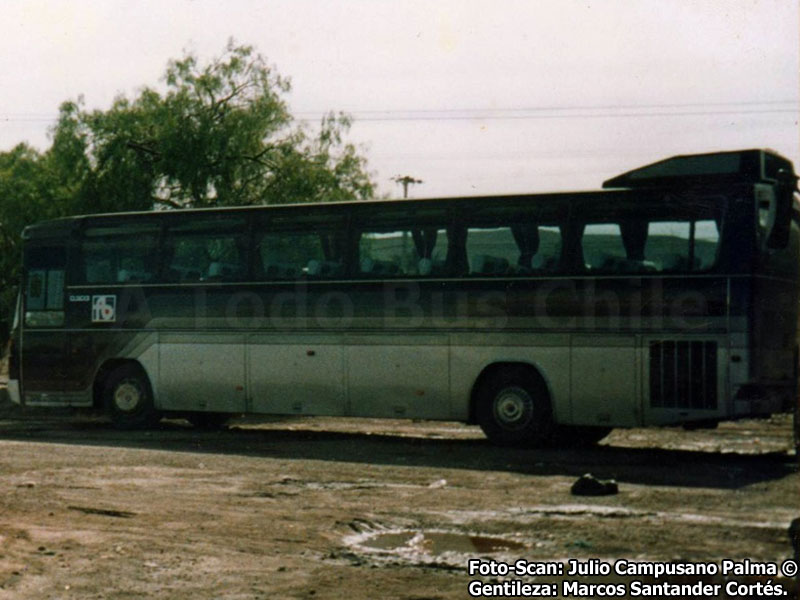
<box><xmin>570</xmin><ymin>473</ymin><xmax>619</xmax><ymax>496</ymax></box>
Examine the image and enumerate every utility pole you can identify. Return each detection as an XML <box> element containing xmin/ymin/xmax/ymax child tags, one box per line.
<box><xmin>392</xmin><ymin>175</ymin><xmax>423</xmax><ymax>199</ymax></box>
<box><xmin>391</xmin><ymin>176</ymin><xmax>422</xmax><ymax>270</ymax></box>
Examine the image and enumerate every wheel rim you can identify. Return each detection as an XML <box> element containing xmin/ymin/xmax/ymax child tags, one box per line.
<box><xmin>493</xmin><ymin>386</ymin><xmax>534</xmax><ymax>431</ymax></box>
<box><xmin>113</xmin><ymin>380</ymin><xmax>142</xmax><ymax>412</ymax></box>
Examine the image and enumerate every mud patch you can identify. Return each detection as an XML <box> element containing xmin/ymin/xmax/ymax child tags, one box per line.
<box><xmin>345</xmin><ymin>528</ymin><xmax>527</xmax><ymax>568</ymax></box>
<box><xmin>364</xmin><ymin>530</ymin><xmax>525</xmax><ymax>554</ymax></box>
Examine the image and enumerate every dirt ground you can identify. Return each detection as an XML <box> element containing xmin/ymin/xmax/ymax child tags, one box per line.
<box><xmin>0</xmin><ymin>378</ymin><xmax>797</xmax><ymax>599</ymax></box>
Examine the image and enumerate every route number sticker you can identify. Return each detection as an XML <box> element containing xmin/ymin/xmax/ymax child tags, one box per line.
<box><xmin>92</xmin><ymin>295</ymin><xmax>117</xmax><ymax>322</ymax></box>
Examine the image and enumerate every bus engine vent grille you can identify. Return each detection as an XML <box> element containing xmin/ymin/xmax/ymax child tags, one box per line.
<box><xmin>649</xmin><ymin>341</ymin><xmax>717</xmax><ymax>410</ymax></box>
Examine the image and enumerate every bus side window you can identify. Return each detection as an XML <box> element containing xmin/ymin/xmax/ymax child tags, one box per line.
<box><xmin>163</xmin><ymin>219</ymin><xmax>246</xmax><ymax>282</ymax></box>
<box><xmin>82</xmin><ymin>224</ymin><xmax>159</xmax><ymax>284</ymax></box>
<box><xmin>26</xmin><ymin>270</ymin><xmax>47</xmax><ymax>310</ymax></box>
<box><xmin>411</xmin><ymin>228</ymin><xmax>448</xmax><ymax>276</ymax></box>
<box><xmin>645</xmin><ymin>221</ymin><xmax>691</xmax><ymax>271</ymax></box>
<box><xmin>462</xmin><ymin>222</ymin><xmax>563</xmax><ymax>277</ymax></box>
<box><xmin>644</xmin><ymin>220</ymin><xmax>720</xmax><ymax>272</ymax></box>
<box><xmin>530</xmin><ymin>226</ymin><xmax>561</xmax><ymax>272</ymax></box>
<box><xmin>465</xmin><ymin>227</ymin><xmax>515</xmax><ymax>276</ymax></box>
<box><xmin>582</xmin><ymin>224</ymin><xmax>628</xmax><ymax>272</ymax></box>
<box><xmin>24</xmin><ymin>245</ymin><xmax>65</xmax><ymax>327</ymax></box>
<box><xmin>357</xmin><ymin>228</ymin><xmax>447</xmax><ymax>277</ymax></box>
<box><xmin>693</xmin><ymin>220</ymin><xmax>720</xmax><ymax>270</ymax></box>
<box><xmin>256</xmin><ymin>231</ymin><xmax>331</xmax><ymax>280</ymax></box>
<box><xmin>168</xmin><ymin>237</ymin><xmax>244</xmax><ymax>282</ymax></box>
<box><xmin>358</xmin><ymin>231</ymin><xmax>412</xmax><ymax>277</ymax></box>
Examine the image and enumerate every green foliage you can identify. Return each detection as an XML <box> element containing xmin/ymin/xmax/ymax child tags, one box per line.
<box><xmin>47</xmin><ymin>40</ymin><xmax>375</xmax><ymax>210</ymax></box>
<box><xmin>0</xmin><ymin>40</ymin><xmax>376</xmax><ymax>341</ymax></box>
<box><xmin>0</xmin><ymin>144</ymin><xmax>58</xmax><ymax>340</ymax></box>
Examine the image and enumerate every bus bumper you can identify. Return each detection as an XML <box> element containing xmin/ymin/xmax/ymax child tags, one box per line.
<box><xmin>7</xmin><ymin>379</ymin><xmax>21</xmax><ymax>405</ymax></box>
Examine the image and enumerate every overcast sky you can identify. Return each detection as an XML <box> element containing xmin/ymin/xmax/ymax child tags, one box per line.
<box><xmin>1</xmin><ymin>0</ymin><xmax>798</xmax><ymax>198</ymax></box>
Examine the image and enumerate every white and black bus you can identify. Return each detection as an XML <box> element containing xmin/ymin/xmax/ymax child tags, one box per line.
<box><xmin>7</xmin><ymin>149</ymin><xmax>800</xmax><ymax>445</ymax></box>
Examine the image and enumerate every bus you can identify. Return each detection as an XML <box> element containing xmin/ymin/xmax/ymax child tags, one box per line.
<box><xmin>6</xmin><ymin>149</ymin><xmax>800</xmax><ymax>446</ymax></box>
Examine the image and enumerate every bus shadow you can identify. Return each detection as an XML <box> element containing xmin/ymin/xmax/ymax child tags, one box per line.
<box><xmin>0</xmin><ymin>414</ymin><xmax>794</xmax><ymax>489</ymax></box>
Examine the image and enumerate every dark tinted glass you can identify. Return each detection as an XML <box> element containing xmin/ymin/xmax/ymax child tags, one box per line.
<box><xmin>82</xmin><ymin>223</ymin><xmax>160</xmax><ymax>284</ymax></box>
<box><xmin>163</xmin><ymin>218</ymin><xmax>247</xmax><ymax>282</ymax></box>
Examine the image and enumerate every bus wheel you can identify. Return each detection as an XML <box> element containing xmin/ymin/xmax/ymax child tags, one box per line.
<box><xmin>103</xmin><ymin>364</ymin><xmax>160</xmax><ymax>429</ymax></box>
<box><xmin>187</xmin><ymin>412</ymin><xmax>230</xmax><ymax>430</ymax></box>
<box><xmin>476</xmin><ymin>367</ymin><xmax>553</xmax><ymax>446</ymax></box>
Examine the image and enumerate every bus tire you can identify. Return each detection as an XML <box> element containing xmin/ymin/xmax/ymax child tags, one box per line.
<box><xmin>103</xmin><ymin>364</ymin><xmax>160</xmax><ymax>430</ymax></box>
<box><xmin>187</xmin><ymin>412</ymin><xmax>230</xmax><ymax>430</ymax></box>
<box><xmin>475</xmin><ymin>366</ymin><xmax>553</xmax><ymax>446</ymax></box>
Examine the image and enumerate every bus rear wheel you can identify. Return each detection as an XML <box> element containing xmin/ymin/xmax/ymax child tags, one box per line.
<box><xmin>103</xmin><ymin>364</ymin><xmax>160</xmax><ymax>430</ymax></box>
<box><xmin>475</xmin><ymin>367</ymin><xmax>553</xmax><ymax>446</ymax></box>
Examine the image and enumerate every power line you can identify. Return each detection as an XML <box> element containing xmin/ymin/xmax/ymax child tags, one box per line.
<box><xmin>298</xmin><ymin>99</ymin><xmax>797</xmax><ymax>116</ymax></box>
<box><xmin>332</xmin><ymin>109</ymin><xmax>797</xmax><ymax>122</ymax></box>
<box><xmin>295</xmin><ymin>100</ymin><xmax>798</xmax><ymax>121</ymax></box>
<box><xmin>2</xmin><ymin>100</ymin><xmax>797</xmax><ymax>124</ymax></box>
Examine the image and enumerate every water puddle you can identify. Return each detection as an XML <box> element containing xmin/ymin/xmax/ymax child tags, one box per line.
<box><xmin>352</xmin><ymin>529</ymin><xmax>526</xmax><ymax>560</ymax></box>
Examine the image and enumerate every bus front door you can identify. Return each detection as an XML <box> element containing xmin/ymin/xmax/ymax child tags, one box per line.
<box><xmin>20</xmin><ymin>243</ymin><xmax>68</xmax><ymax>405</ymax></box>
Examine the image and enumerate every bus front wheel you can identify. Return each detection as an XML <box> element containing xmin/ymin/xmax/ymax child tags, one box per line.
<box><xmin>103</xmin><ymin>364</ymin><xmax>160</xmax><ymax>429</ymax></box>
<box><xmin>475</xmin><ymin>367</ymin><xmax>553</xmax><ymax>446</ymax></box>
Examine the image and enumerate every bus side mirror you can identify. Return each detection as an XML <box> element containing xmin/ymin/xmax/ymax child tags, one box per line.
<box><xmin>766</xmin><ymin>169</ymin><xmax>799</xmax><ymax>250</ymax></box>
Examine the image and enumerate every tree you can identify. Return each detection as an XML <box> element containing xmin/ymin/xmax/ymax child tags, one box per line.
<box><xmin>0</xmin><ymin>144</ymin><xmax>58</xmax><ymax>341</ymax></box>
<box><xmin>0</xmin><ymin>40</ymin><xmax>376</xmax><ymax>342</ymax></box>
<box><xmin>52</xmin><ymin>39</ymin><xmax>375</xmax><ymax>210</ymax></box>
